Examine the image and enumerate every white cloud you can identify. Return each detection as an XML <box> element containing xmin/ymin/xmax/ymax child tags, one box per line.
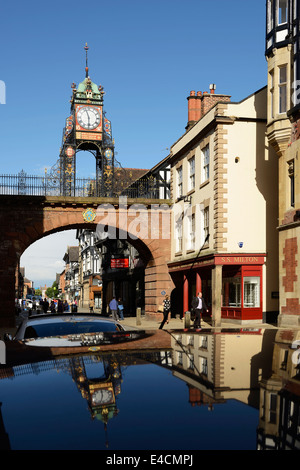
<box><xmin>20</xmin><ymin>229</ymin><xmax>78</xmax><ymax>288</ymax></box>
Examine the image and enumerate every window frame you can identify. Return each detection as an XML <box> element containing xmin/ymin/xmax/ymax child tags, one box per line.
<box><xmin>201</xmin><ymin>145</ymin><xmax>210</xmax><ymax>183</ymax></box>
<box><xmin>188</xmin><ymin>156</ymin><xmax>195</xmax><ymax>191</ymax></box>
<box><xmin>279</xmin><ymin>64</ymin><xmax>287</xmax><ymax>114</ymax></box>
<box><xmin>177</xmin><ymin>166</ymin><xmax>183</xmax><ymax>199</ymax></box>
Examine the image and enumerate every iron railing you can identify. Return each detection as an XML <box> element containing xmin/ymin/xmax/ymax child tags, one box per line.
<box><xmin>0</xmin><ymin>172</ymin><xmax>170</xmax><ymax>200</ymax></box>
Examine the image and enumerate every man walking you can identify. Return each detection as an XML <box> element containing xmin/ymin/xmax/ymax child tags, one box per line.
<box><xmin>109</xmin><ymin>297</ymin><xmax>119</xmax><ymax>321</ymax></box>
<box><xmin>191</xmin><ymin>292</ymin><xmax>208</xmax><ymax>331</ymax></box>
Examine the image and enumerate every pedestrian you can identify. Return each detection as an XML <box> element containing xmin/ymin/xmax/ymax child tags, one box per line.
<box><xmin>63</xmin><ymin>300</ymin><xmax>69</xmax><ymax>312</ymax></box>
<box><xmin>32</xmin><ymin>297</ymin><xmax>37</xmax><ymax>315</ymax></box>
<box><xmin>117</xmin><ymin>298</ymin><xmax>124</xmax><ymax>320</ymax></box>
<box><xmin>159</xmin><ymin>295</ymin><xmax>171</xmax><ymax>329</ymax></box>
<box><xmin>109</xmin><ymin>297</ymin><xmax>118</xmax><ymax>321</ymax></box>
<box><xmin>50</xmin><ymin>300</ymin><xmax>56</xmax><ymax>313</ymax></box>
<box><xmin>42</xmin><ymin>298</ymin><xmax>49</xmax><ymax>314</ymax></box>
<box><xmin>57</xmin><ymin>299</ymin><xmax>64</xmax><ymax>313</ymax></box>
<box><xmin>191</xmin><ymin>292</ymin><xmax>209</xmax><ymax>331</ymax></box>
<box><xmin>89</xmin><ymin>299</ymin><xmax>94</xmax><ymax>313</ymax></box>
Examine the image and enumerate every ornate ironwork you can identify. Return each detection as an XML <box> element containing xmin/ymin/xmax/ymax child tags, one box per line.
<box><xmin>0</xmin><ymin>172</ymin><xmax>169</xmax><ymax>199</ymax></box>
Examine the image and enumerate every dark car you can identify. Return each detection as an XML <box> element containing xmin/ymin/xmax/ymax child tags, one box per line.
<box><xmin>12</xmin><ymin>313</ymin><xmax>145</xmax><ymax>347</ymax></box>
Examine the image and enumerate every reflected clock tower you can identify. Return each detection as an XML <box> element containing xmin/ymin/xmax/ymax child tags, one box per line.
<box><xmin>59</xmin><ymin>43</ymin><xmax>115</xmax><ymax>196</ymax></box>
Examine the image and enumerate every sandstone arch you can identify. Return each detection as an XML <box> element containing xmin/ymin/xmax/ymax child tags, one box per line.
<box><xmin>0</xmin><ymin>195</ymin><xmax>173</xmax><ymax>327</ymax></box>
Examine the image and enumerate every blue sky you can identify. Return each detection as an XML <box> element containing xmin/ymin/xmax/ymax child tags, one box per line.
<box><xmin>0</xmin><ymin>0</ymin><xmax>268</xmax><ymax>287</ymax></box>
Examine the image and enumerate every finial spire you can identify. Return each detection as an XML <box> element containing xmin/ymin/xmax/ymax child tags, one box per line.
<box><xmin>84</xmin><ymin>43</ymin><xmax>89</xmax><ymax>78</ymax></box>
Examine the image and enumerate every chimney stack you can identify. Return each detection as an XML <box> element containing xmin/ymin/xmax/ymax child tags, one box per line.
<box><xmin>186</xmin><ymin>84</ymin><xmax>231</xmax><ymax>130</ymax></box>
<box><xmin>187</xmin><ymin>90</ymin><xmax>202</xmax><ymax>123</ymax></box>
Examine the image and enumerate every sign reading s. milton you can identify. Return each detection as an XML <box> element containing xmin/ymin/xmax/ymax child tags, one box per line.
<box><xmin>215</xmin><ymin>255</ymin><xmax>266</xmax><ymax>265</ymax></box>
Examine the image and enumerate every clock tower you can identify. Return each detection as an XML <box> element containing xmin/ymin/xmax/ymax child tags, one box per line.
<box><xmin>59</xmin><ymin>44</ymin><xmax>115</xmax><ymax>196</ymax></box>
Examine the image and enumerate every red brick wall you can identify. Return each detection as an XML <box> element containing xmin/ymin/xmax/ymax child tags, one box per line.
<box><xmin>282</xmin><ymin>298</ymin><xmax>300</xmax><ymax>315</ymax></box>
<box><xmin>282</xmin><ymin>237</ymin><xmax>298</xmax><ymax>292</ymax></box>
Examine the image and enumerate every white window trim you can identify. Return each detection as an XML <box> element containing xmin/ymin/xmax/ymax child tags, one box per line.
<box><xmin>177</xmin><ymin>167</ymin><xmax>183</xmax><ymax>199</ymax></box>
<box><xmin>188</xmin><ymin>156</ymin><xmax>195</xmax><ymax>191</ymax></box>
<box><xmin>201</xmin><ymin>145</ymin><xmax>210</xmax><ymax>183</ymax></box>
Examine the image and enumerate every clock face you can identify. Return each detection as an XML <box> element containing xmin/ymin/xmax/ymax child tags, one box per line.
<box><xmin>92</xmin><ymin>388</ymin><xmax>114</xmax><ymax>405</ymax></box>
<box><xmin>77</xmin><ymin>106</ymin><xmax>101</xmax><ymax>130</ymax></box>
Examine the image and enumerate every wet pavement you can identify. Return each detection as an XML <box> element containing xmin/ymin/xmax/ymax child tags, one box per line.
<box><xmin>0</xmin><ymin>309</ymin><xmax>284</xmax><ymax>340</ymax></box>
<box><xmin>119</xmin><ymin>315</ymin><xmax>279</xmax><ymax>331</ymax></box>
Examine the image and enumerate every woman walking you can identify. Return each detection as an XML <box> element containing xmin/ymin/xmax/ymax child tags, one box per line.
<box><xmin>159</xmin><ymin>295</ymin><xmax>171</xmax><ymax>329</ymax></box>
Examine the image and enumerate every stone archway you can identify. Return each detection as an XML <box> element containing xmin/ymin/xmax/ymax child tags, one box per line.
<box><xmin>0</xmin><ymin>195</ymin><xmax>173</xmax><ymax>327</ymax></box>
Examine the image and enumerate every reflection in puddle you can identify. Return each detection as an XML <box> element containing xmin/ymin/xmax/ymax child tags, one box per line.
<box><xmin>0</xmin><ymin>328</ymin><xmax>299</xmax><ymax>450</ymax></box>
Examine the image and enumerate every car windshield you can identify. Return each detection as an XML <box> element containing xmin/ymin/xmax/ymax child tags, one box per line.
<box><xmin>24</xmin><ymin>320</ymin><xmax>121</xmax><ymax>339</ymax></box>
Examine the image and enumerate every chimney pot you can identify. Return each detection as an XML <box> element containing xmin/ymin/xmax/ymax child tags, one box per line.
<box><xmin>209</xmin><ymin>83</ymin><xmax>216</xmax><ymax>94</ymax></box>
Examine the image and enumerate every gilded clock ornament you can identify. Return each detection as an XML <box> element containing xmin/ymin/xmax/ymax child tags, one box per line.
<box><xmin>104</xmin><ymin>148</ymin><xmax>113</xmax><ymax>161</ymax></box>
<box><xmin>83</xmin><ymin>208</ymin><xmax>96</xmax><ymax>222</ymax></box>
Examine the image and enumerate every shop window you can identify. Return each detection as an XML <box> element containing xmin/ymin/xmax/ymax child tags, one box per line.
<box><xmin>243</xmin><ymin>276</ymin><xmax>260</xmax><ymax>308</ymax></box>
<box><xmin>222</xmin><ymin>277</ymin><xmax>241</xmax><ymax>307</ymax></box>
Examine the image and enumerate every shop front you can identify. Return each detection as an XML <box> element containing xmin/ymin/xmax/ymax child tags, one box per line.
<box><xmin>168</xmin><ymin>254</ymin><xmax>266</xmax><ymax>324</ymax></box>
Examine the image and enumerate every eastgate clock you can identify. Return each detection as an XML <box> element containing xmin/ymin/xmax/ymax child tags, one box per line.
<box><xmin>92</xmin><ymin>388</ymin><xmax>114</xmax><ymax>405</ymax></box>
<box><xmin>77</xmin><ymin>106</ymin><xmax>101</xmax><ymax>130</ymax></box>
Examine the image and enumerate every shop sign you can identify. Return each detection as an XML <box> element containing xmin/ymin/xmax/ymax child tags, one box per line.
<box><xmin>215</xmin><ymin>255</ymin><xmax>265</xmax><ymax>265</ymax></box>
<box><xmin>111</xmin><ymin>258</ymin><xmax>129</xmax><ymax>269</ymax></box>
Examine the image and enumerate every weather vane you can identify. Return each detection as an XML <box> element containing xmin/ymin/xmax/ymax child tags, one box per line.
<box><xmin>84</xmin><ymin>42</ymin><xmax>89</xmax><ymax>78</ymax></box>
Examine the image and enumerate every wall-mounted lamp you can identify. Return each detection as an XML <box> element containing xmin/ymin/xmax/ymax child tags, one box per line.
<box><xmin>178</xmin><ymin>195</ymin><xmax>192</xmax><ymax>204</ymax></box>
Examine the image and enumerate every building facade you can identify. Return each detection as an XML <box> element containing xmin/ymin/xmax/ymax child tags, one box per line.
<box><xmin>266</xmin><ymin>0</ymin><xmax>300</xmax><ymax>326</ymax></box>
<box><xmin>62</xmin><ymin>246</ymin><xmax>80</xmax><ymax>303</ymax></box>
<box><xmin>76</xmin><ymin>230</ymin><xmax>102</xmax><ymax>309</ymax></box>
<box><xmin>168</xmin><ymin>85</ymin><xmax>279</xmax><ymax>325</ymax></box>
